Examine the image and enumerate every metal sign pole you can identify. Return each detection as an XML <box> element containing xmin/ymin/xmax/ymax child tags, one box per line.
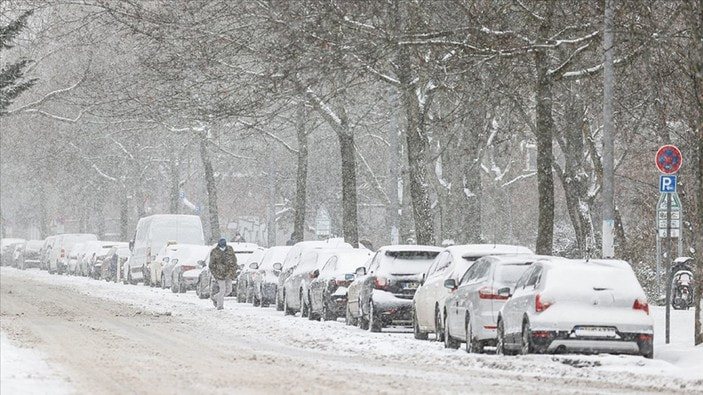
<box><xmin>665</xmin><ymin>192</ymin><xmax>672</xmax><ymax>344</ymax></box>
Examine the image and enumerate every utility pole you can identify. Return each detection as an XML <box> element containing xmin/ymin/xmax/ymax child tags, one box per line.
<box><xmin>602</xmin><ymin>0</ymin><xmax>615</xmax><ymax>258</ymax></box>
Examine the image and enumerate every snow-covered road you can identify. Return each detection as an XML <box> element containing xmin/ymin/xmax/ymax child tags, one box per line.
<box><xmin>1</xmin><ymin>267</ymin><xmax>701</xmax><ymax>394</ymax></box>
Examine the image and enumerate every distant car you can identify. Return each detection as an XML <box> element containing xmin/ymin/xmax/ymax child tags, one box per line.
<box><xmin>1</xmin><ymin>238</ymin><xmax>25</xmax><ymax>266</ymax></box>
<box><xmin>308</xmin><ymin>249</ymin><xmax>373</xmax><ymax>321</ymax></box>
<box><xmin>49</xmin><ymin>234</ymin><xmax>97</xmax><ymax>274</ymax></box>
<box><xmin>150</xmin><ymin>241</ymin><xmax>179</xmax><ymax>287</ymax></box>
<box><xmin>497</xmin><ymin>259</ymin><xmax>654</xmax><ymax>358</ymax></box>
<box><xmin>413</xmin><ymin>244</ymin><xmax>533</xmax><ymax>341</ymax></box>
<box><xmin>275</xmin><ymin>239</ymin><xmax>353</xmax><ymax>312</ymax></box>
<box><xmin>196</xmin><ymin>243</ymin><xmax>260</xmax><ymax>299</ymax></box>
<box><xmin>167</xmin><ymin>245</ymin><xmax>213</xmax><ymax>293</ymax></box>
<box><xmin>346</xmin><ymin>245</ymin><xmax>442</xmax><ymax>332</ymax></box>
<box><xmin>40</xmin><ymin>236</ymin><xmax>59</xmax><ymax>270</ymax></box>
<box><xmin>235</xmin><ymin>247</ymin><xmax>266</xmax><ymax>303</ymax></box>
<box><xmin>19</xmin><ymin>240</ymin><xmax>44</xmax><ymax>270</ymax></box>
<box><xmin>66</xmin><ymin>242</ymin><xmax>86</xmax><ymax>275</ymax></box>
<box><xmin>102</xmin><ymin>245</ymin><xmax>131</xmax><ymax>282</ymax></box>
<box><xmin>79</xmin><ymin>241</ymin><xmax>127</xmax><ymax>279</ymax></box>
<box><xmin>442</xmin><ymin>254</ymin><xmax>540</xmax><ymax>351</ymax></box>
<box><xmin>250</xmin><ymin>246</ymin><xmax>291</xmax><ymax>307</ymax></box>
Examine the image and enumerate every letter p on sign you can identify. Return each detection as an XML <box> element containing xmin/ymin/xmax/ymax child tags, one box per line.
<box><xmin>659</xmin><ymin>175</ymin><xmax>677</xmax><ymax>193</ymax></box>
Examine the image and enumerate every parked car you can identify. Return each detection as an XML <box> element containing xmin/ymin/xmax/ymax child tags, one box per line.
<box><xmin>49</xmin><ymin>234</ymin><xmax>97</xmax><ymax>274</ymax></box>
<box><xmin>346</xmin><ymin>245</ymin><xmax>442</xmax><ymax>332</ymax></box>
<box><xmin>250</xmin><ymin>246</ymin><xmax>291</xmax><ymax>307</ymax></box>
<box><xmin>150</xmin><ymin>241</ymin><xmax>179</xmax><ymax>287</ymax></box>
<box><xmin>102</xmin><ymin>245</ymin><xmax>131</xmax><ymax>282</ymax></box>
<box><xmin>170</xmin><ymin>245</ymin><xmax>213</xmax><ymax>293</ymax></box>
<box><xmin>40</xmin><ymin>235</ymin><xmax>59</xmax><ymax>270</ymax></box>
<box><xmin>275</xmin><ymin>239</ymin><xmax>353</xmax><ymax>312</ymax></box>
<box><xmin>125</xmin><ymin>214</ymin><xmax>205</xmax><ymax>285</ymax></box>
<box><xmin>308</xmin><ymin>249</ymin><xmax>373</xmax><ymax>321</ymax></box>
<box><xmin>413</xmin><ymin>244</ymin><xmax>533</xmax><ymax>341</ymax></box>
<box><xmin>9</xmin><ymin>242</ymin><xmax>25</xmax><ymax>268</ymax></box>
<box><xmin>19</xmin><ymin>240</ymin><xmax>44</xmax><ymax>269</ymax></box>
<box><xmin>195</xmin><ymin>243</ymin><xmax>260</xmax><ymax>298</ymax></box>
<box><xmin>496</xmin><ymin>259</ymin><xmax>654</xmax><ymax>358</ymax></box>
<box><xmin>442</xmin><ymin>254</ymin><xmax>540</xmax><ymax>351</ymax></box>
<box><xmin>79</xmin><ymin>241</ymin><xmax>127</xmax><ymax>278</ymax></box>
<box><xmin>66</xmin><ymin>242</ymin><xmax>87</xmax><ymax>275</ymax></box>
<box><xmin>1</xmin><ymin>238</ymin><xmax>25</xmax><ymax>266</ymax></box>
<box><xmin>235</xmin><ymin>247</ymin><xmax>266</xmax><ymax>303</ymax></box>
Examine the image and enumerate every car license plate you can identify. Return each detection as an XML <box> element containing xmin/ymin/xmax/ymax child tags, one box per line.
<box><xmin>573</xmin><ymin>326</ymin><xmax>618</xmax><ymax>338</ymax></box>
<box><xmin>402</xmin><ymin>282</ymin><xmax>418</xmax><ymax>290</ymax></box>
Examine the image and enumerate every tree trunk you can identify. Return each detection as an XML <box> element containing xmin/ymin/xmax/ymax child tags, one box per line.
<box><xmin>293</xmin><ymin>102</ymin><xmax>308</xmax><ymax>243</ymax></box>
<box><xmin>533</xmin><ymin>4</ymin><xmax>555</xmax><ymax>255</ymax></box>
<box><xmin>120</xmin><ymin>188</ymin><xmax>130</xmax><ymax>241</ymax></box>
<box><xmin>199</xmin><ymin>132</ymin><xmax>220</xmax><ymax>243</ymax></box>
<box><xmin>338</xmin><ymin>131</ymin><xmax>359</xmax><ymax>246</ymax></box>
<box><xmin>169</xmin><ymin>159</ymin><xmax>180</xmax><ymax>214</ymax></box>
<box><xmin>39</xmin><ymin>184</ymin><xmax>48</xmax><ymax>239</ymax></box>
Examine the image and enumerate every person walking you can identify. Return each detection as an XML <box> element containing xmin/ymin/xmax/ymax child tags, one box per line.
<box><xmin>209</xmin><ymin>238</ymin><xmax>238</xmax><ymax>310</ymax></box>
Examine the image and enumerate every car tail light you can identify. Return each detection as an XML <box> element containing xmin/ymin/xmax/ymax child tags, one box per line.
<box><xmin>146</xmin><ymin>247</ymin><xmax>152</xmax><ymax>263</ymax></box>
<box><xmin>535</xmin><ymin>293</ymin><xmax>552</xmax><ymax>312</ymax></box>
<box><xmin>638</xmin><ymin>334</ymin><xmax>653</xmax><ymax>341</ymax></box>
<box><xmin>633</xmin><ymin>299</ymin><xmax>649</xmax><ymax>315</ymax></box>
<box><xmin>182</xmin><ymin>265</ymin><xmax>196</xmax><ymax>272</ymax></box>
<box><xmin>478</xmin><ymin>287</ymin><xmax>509</xmax><ymax>300</ymax></box>
<box><xmin>60</xmin><ymin>248</ymin><xmax>65</xmax><ymax>258</ymax></box>
<box><xmin>335</xmin><ymin>278</ymin><xmax>351</xmax><ymax>287</ymax></box>
<box><xmin>373</xmin><ymin>276</ymin><xmax>388</xmax><ymax>289</ymax></box>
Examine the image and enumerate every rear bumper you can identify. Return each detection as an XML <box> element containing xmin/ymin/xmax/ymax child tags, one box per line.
<box><xmin>530</xmin><ymin>330</ymin><xmax>653</xmax><ymax>356</ymax></box>
<box><xmin>372</xmin><ymin>297</ymin><xmax>413</xmax><ymax>325</ymax></box>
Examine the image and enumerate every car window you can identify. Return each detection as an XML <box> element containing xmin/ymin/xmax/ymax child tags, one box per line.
<box><xmin>474</xmin><ymin>261</ymin><xmax>491</xmax><ymax>282</ymax></box>
<box><xmin>321</xmin><ymin>256</ymin><xmax>336</xmax><ymax>274</ymax></box>
<box><xmin>369</xmin><ymin>252</ymin><xmax>382</xmax><ymax>273</ymax></box>
<box><xmin>434</xmin><ymin>251</ymin><xmax>451</xmax><ymax>274</ymax></box>
<box><xmin>426</xmin><ymin>252</ymin><xmax>446</xmax><ymax>278</ymax></box>
<box><xmin>525</xmin><ymin>266</ymin><xmax>543</xmax><ymax>288</ymax></box>
<box><xmin>515</xmin><ymin>266</ymin><xmax>532</xmax><ymax>290</ymax></box>
<box><xmin>459</xmin><ymin>263</ymin><xmax>478</xmax><ymax>285</ymax></box>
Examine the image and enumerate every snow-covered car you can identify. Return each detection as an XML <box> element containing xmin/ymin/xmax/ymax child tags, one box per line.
<box><xmin>235</xmin><ymin>246</ymin><xmax>266</xmax><ymax>303</ymax></box>
<box><xmin>250</xmin><ymin>246</ymin><xmax>291</xmax><ymax>307</ymax></box>
<box><xmin>195</xmin><ymin>242</ymin><xmax>260</xmax><ymax>298</ymax></box>
<box><xmin>49</xmin><ymin>234</ymin><xmax>97</xmax><ymax>274</ymax></box>
<box><xmin>19</xmin><ymin>240</ymin><xmax>44</xmax><ymax>270</ymax></box>
<box><xmin>442</xmin><ymin>254</ymin><xmax>540</xmax><ymax>351</ymax></box>
<box><xmin>102</xmin><ymin>245</ymin><xmax>131</xmax><ymax>282</ymax></box>
<box><xmin>150</xmin><ymin>241</ymin><xmax>179</xmax><ymax>287</ymax></box>
<box><xmin>275</xmin><ymin>239</ymin><xmax>353</xmax><ymax>312</ymax></box>
<box><xmin>1</xmin><ymin>238</ymin><xmax>25</xmax><ymax>266</ymax></box>
<box><xmin>308</xmin><ymin>249</ymin><xmax>373</xmax><ymax>321</ymax></box>
<box><xmin>79</xmin><ymin>241</ymin><xmax>127</xmax><ymax>279</ymax></box>
<box><xmin>346</xmin><ymin>245</ymin><xmax>442</xmax><ymax>332</ymax></box>
<box><xmin>496</xmin><ymin>259</ymin><xmax>654</xmax><ymax>358</ymax></box>
<box><xmin>283</xmin><ymin>248</ymin><xmax>350</xmax><ymax>318</ymax></box>
<box><xmin>413</xmin><ymin>244</ymin><xmax>533</xmax><ymax>341</ymax></box>
<box><xmin>40</xmin><ymin>235</ymin><xmax>58</xmax><ymax>270</ymax></box>
<box><xmin>168</xmin><ymin>245</ymin><xmax>213</xmax><ymax>293</ymax></box>
<box><xmin>66</xmin><ymin>242</ymin><xmax>86</xmax><ymax>275</ymax></box>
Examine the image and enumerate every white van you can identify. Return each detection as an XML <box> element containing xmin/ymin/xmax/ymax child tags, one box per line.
<box><xmin>124</xmin><ymin>214</ymin><xmax>205</xmax><ymax>284</ymax></box>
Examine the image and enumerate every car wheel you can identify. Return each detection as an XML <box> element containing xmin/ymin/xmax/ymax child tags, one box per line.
<box><xmin>171</xmin><ymin>273</ymin><xmax>178</xmax><ymax>293</ymax></box>
<box><xmin>496</xmin><ymin>319</ymin><xmax>511</xmax><ymax>356</ymax></box>
<box><xmin>413</xmin><ymin>306</ymin><xmax>428</xmax><ymax>340</ymax></box>
<box><xmin>276</xmin><ymin>292</ymin><xmax>284</xmax><ymax>311</ymax></box>
<box><xmin>465</xmin><ymin>317</ymin><xmax>483</xmax><ymax>354</ymax></box>
<box><xmin>179</xmin><ymin>277</ymin><xmax>186</xmax><ymax>293</ymax></box>
<box><xmin>283</xmin><ymin>292</ymin><xmax>294</xmax><ymax>316</ymax></box>
<box><xmin>161</xmin><ymin>275</ymin><xmax>167</xmax><ymax>289</ymax></box>
<box><xmin>434</xmin><ymin>307</ymin><xmax>444</xmax><ymax>342</ymax></box>
<box><xmin>128</xmin><ymin>270</ymin><xmax>136</xmax><ymax>285</ymax></box>
<box><xmin>444</xmin><ymin>315</ymin><xmax>460</xmax><ymax>349</ymax></box>
<box><xmin>358</xmin><ymin>298</ymin><xmax>369</xmax><ymax>330</ymax></box>
<box><xmin>307</xmin><ymin>295</ymin><xmax>318</xmax><ymax>321</ymax></box>
<box><xmin>520</xmin><ymin>320</ymin><xmax>533</xmax><ymax>355</ymax></box>
<box><xmin>369</xmin><ymin>301</ymin><xmax>382</xmax><ymax>333</ymax></box>
<box><xmin>300</xmin><ymin>292</ymin><xmax>309</xmax><ymax>318</ymax></box>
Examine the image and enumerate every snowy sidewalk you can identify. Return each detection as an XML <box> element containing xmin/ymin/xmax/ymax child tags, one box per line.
<box><xmin>0</xmin><ymin>333</ymin><xmax>72</xmax><ymax>395</ymax></box>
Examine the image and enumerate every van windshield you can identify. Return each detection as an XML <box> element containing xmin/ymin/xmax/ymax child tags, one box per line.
<box><xmin>149</xmin><ymin>225</ymin><xmax>204</xmax><ymax>247</ymax></box>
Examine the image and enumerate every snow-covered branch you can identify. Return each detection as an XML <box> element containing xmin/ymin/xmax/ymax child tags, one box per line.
<box><xmin>7</xmin><ymin>76</ymin><xmax>85</xmax><ymax>115</ymax></box>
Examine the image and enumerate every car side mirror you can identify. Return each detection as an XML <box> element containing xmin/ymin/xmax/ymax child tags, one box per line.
<box><xmin>198</xmin><ymin>260</ymin><xmax>205</xmax><ymax>267</ymax></box>
<box><xmin>249</xmin><ymin>262</ymin><xmax>259</xmax><ymax>270</ymax></box>
<box><xmin>163</xmin><ymin>257</ymin><xmax>170</xmax><ymax>263</ymax></box>
<box><xmin>129</xmin><ymin>240</ymin><xmax>134</xmax><ymax>251</ymax></box>
<box><xmin>310</xmin><ymin>269</ymin><xmax>319</xmax><ymax>279</ymax></box>
<box><xmin>273</xmin><ymin>262</ymin><xmax>283</xmax><ymax>271</ymax></box>
<box><xmin>421</xmin><ymin>272</ymin><xmax>426</xmax><ymax>285</ymax></box>
<box><xmin>443</xmin><ymin>278</ymin><xmax>457</xmax><ymax>290</ymax></box>
<box><xmin>498</xmin><ymin>287</ymin><xmax>512</xmax><ymax>298</ymax></box>
<box><xmin>355</xmin><ymin>266</ymin><xmax>366</xmax><ymax>277</ymax></box>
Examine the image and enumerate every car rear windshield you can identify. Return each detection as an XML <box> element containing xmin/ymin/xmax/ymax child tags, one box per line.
<box><xmin>385</xmin><ymin>250</ymin><xmax>440</xmax><ymax>260</ymax></box>
<box><xmin>547</xmin><ymin>265</ymin><xmax>641</xmax><ymax>293</ymax></box>
<box><xmin>495</xmin><ymin>263</ymin><xmax>532</xmax><ymax>285</ymax></box>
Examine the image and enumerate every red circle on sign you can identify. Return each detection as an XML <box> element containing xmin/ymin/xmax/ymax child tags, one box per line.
<box><xmin>655</xmin><ymin>145</ymin><xmax>682</xmax><ymax>174</ymax></box>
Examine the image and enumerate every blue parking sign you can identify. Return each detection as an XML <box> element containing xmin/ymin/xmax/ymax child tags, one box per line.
<box><xmin>659</xmin><ymin>175</ymin><xmax>677</xmax><ymax>193</ymax></box>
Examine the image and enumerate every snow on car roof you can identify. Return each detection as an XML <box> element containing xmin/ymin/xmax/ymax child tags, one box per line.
<box><xmin>378</xmin><ymin>244</ymin><xmax>443</xmax><ymax>252</ymax></box>
<box><xmin>458</xmin><ymin>244</ymin><xmax>533</xmax><ymax>259</ymax></box>
<box><xmin>230</xmin><ymin>242</ymin><xmax>260</xmax><ymax>252</ymax></box>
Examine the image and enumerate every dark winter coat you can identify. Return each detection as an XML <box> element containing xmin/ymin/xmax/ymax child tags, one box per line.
<box><xmin>209</xmin><ymin>246</ymin><xmax>237</xmax><ymax>280</ymax></box>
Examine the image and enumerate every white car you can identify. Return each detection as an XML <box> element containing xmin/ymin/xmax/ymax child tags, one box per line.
<box><xmin>66</xmin><ymin>243</ymin><xmax>86</xmax><ymax>275</ymax></box>
<box><xmin>497</xmin><ymin>259</ymin><xmax>654</xmax><ymax>358</ymax></box>
<box><xmin>412</xmin><ymin>244</ymin><xmax>533</xmax><ymax>341</ymax></box>
<box><xmin>169</xmin><ymin>245</ymin><xmax>213</xmax><ymax>293</ymax></box>
<box><xmin>442</xmin><ymin>254</ymin><xmax>541</xmax><ymax>352</ymax></box>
